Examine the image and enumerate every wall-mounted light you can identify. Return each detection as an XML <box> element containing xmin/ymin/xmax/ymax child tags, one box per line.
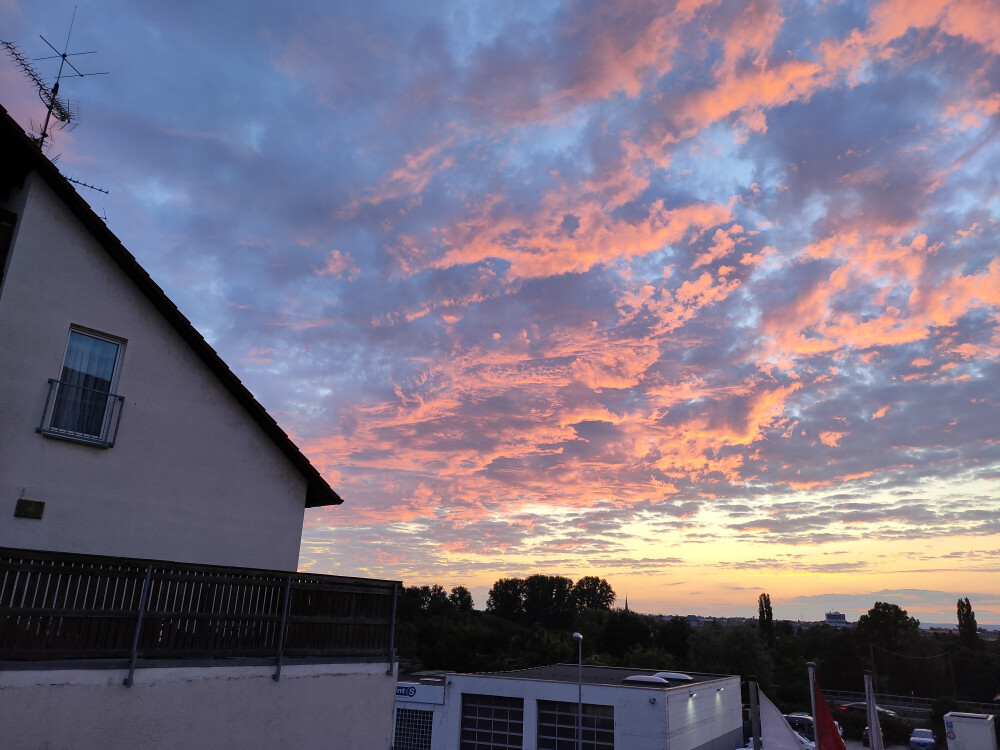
<box><xmin>717</xmin><ymin>686</ymin><xmax>724</xmax><ymax>692</ymax></box>
<box><xmin>689</xmin><ymin>692</ymin><xmax>697</xmax><ymax>698</ymax></box>
<box><xmin>649</xmin><ymin>697</ymin><xmax>657</xmax><ymax>705</ymax></box>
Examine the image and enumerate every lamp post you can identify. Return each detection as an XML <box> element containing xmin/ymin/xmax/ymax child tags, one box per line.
<box><xmin>573</xmin><ymin>632</ymin><xmax>583</xmax><ymax>750</ymax></box>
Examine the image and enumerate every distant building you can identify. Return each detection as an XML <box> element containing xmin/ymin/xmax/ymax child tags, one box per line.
<box><xmin>825</xmin><ymin>612</ymin><xmax>848</xmax><ymax>628</ymax></box>
<box><xmin>685</xmin><ymin>614</ymin><xmax>719</xmax><ymax>627</ymax></box>
<box><xmin>393</xmin><ymin>664</ymin><xmax>743</xmax><ymax>750</ymax></box>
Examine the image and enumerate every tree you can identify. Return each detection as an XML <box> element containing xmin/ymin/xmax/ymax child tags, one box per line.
<box><xmin>486</xmin><ymin>577</ymin><xmax>525</xmax><ymax>622</ymax></box>
<box><xmin>449</xmin><ymin>585</ymin><xmax>475</xmax><ymax>614</ymax></box>
<box><xmin>572</xmin><ymin>576</ymin><xmax>616</xmax><ymax>611</ymax></box>
<box><xmin>522</xmin><ymin>574</ymin><xmax>575</xmax><ymax>628</ymax></box>
<box><xmin>688</xmin><ymin>622</ymin><xmax>774</xmax><ymax>686</ymax></box>
<box><xmin>957</xmin><ymin>597</ymin><xmax>978</xmax><ymax>647</ymax></box>
<box><xmin>857</xmin><ymin>602</ymin><xmax>920</xmax><ymax>650</ymax></box>
<box><xmin>424</xmin><ymin>584</ymin><xmax>452</xmax><ymax>617</ymax></box>
<box><xmin>758</xmin><ymin>592</ymin><xmax>774</xmax><ymax>645</ymax></box>
<box><xmin>397</xmin><ymin>585</ymin><xmax>429</xmax><ymax>622</ymax></box>
<box><xmin>653</xmin><ymin>616</ymin><xmax>692</xmax><ymax>667</ymax></box>
<box><xmin>598</xmin><ymin>609</ymin><xmax>653</xmax><ymax>658</ymax></box>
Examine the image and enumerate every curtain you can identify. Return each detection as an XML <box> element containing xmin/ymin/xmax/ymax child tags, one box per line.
<box><xmin>51</xmin><ymin>331</ymin><xmax>120</xmax><ymax>437</ymax></box>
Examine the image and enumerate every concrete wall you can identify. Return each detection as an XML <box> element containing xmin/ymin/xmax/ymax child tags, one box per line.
<box><xmin>0</xmin><ymin>661</ymin><xmax>396</xmax><ymax>750</ymax></box>
<box><xmin>665</xmin><ymin>675</ymin><xmax>744</xmax><ymax>750</ymax></box>
<box><xmin>0</xmin><ymin>170</ymin><xmax>308</xmax><ymax>570</ymax></box>
<box><xmin>409</xmin><ymin>673</ymin><xmax>743</xmax><ymax>750</ymax></box>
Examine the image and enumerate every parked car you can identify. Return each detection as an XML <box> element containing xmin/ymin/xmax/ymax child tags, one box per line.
<box><xmin>784</xmin><ymin>712</ymin><xmax>844</xmax><ymax>741</ymax></box>
<box><xmin>842</xmin><ymin>701</ymin><xmax>897</xmax><ymax>717</ymax></box>
<box><xmin>908</xmin><ymin>728</ymin><xmax>937</xmax><ymax>749</ymax></box>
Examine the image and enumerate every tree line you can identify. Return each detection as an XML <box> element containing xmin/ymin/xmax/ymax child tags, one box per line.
<box><xmin>395</xmin><ymin>579</ymin><xmax>999</xmax><ymax>742</ymax></box>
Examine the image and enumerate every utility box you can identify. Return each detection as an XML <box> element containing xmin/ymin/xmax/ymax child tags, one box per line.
<box><xmin>944</xmin><ymin>712</ymin><xmax>997</xmax><ymax>750</ymax></box>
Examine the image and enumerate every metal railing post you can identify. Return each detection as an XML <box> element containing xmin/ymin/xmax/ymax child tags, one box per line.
<box><xmin>123</xmin><ymin>564</ymin><xmax>153</xmax><ymax>687</ymax></box>
<box><xmin>386</xmin><ymin>582</ymin><xmax>399</xmax><ymax>675</ymax></box>
<box><xmin>272</xmin><ymin>574</ymin><xmax>293</xmax><ymax>682</ymax></box>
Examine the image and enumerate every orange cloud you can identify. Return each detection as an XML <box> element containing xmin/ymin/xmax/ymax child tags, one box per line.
<box><xmin>693</xmin><ymin>225</ymin><xmax>743</xmax><ymax>269</ymax></box>
<box><xmin>434</xmin><ymin>193</ymin><xmax>733</xmax><ymax>281</ymax></box>
<box><xmin>339</xmin><ymin>136</ymin><xmax>456</xmax><ymax>217</ymax></box>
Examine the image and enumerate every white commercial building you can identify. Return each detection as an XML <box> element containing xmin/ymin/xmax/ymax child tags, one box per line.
<box><xmin>393</xmin><ymin>664</ymin><xmax>744</xmax><ymax>750</ymax></box>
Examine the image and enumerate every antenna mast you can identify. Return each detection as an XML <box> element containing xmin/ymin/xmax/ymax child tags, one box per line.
<box><xmin>1</xmin><ymin>6</ymin><xmax>107</xmax><ymax>148</ymax></box>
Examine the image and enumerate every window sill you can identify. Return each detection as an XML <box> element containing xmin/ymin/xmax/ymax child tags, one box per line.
<box><xmin>36</xmin><ymin>426</ymin><xmax>115</xmax><ymax>448</ymax></box>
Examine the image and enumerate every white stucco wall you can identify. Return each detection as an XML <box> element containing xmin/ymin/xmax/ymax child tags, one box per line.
<box><xmin>412</xmin><ymin>672</ymin><xmax>743</xmax><ymax>750</ymax></box>
<box><xmin>0</xmin><ymin>661</ymin><xmax>396</xmax><ymax>750</ymax></box>
<box><xmin>0</xmin><ymin>171</ymin><xmax>310</xmax><ymax>570</ymax></box>
<box><xmin>665</xmin><ymin>676</ymin><xmax>743</xmax><ymax>750</ymax></box>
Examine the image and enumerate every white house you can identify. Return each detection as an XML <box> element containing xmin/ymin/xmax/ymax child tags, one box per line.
<box><xmin>0</xmin><ymin>104</ymin><xmax>399</xmax><ymax>750</ymax></box>
<box><xmin>393</xmin><ymin>665</ymin><xmax>744</xmax><ymax>750</ymax></box>
<box><xmin>0</xmin><ymin>108</ymin><xmax>343</xmax><ymax>570</ymax></box>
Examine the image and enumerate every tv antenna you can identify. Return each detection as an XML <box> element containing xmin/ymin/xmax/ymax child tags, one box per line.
<box><xmin>1</xmin><ymin>6</ymin><xmax>107</xmax><ymax>149</ymax></box>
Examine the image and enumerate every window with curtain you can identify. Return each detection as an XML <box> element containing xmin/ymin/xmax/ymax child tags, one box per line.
<box><xmin>49</xmin><ymin>329</ymin><xmax>123</xmax><ymax>440</ymax></box>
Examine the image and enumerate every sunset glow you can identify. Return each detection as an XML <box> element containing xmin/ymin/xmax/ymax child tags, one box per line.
<box><xmin>3</xmin><ymin>0</ymin><xmax>998</xmax><ymax>623</ymax></box>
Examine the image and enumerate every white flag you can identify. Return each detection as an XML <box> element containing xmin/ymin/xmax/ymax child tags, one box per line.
<box><xmin>758</xmin><ymin>688</ymin><xmax>810</xmax><ymax>750</ymax></box>
<box><xmin>864</xmin><ymin>673</ymin><xmax>885</xmax><ymax>750</ymax></box>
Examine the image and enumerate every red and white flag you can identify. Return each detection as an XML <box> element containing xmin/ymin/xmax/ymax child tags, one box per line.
<box><xmin>807</xmin><ymin>662</ymin><xmax>846</xmax><ymax>750</ymax></box>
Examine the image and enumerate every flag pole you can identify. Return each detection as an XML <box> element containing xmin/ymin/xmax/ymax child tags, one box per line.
<box><xmin>807</xmin><ymin>662</ymin><xmax>819</xmax><ymax>750</ymax></box>
<box><xmin>864</xmin><ymin>670</ymin><xmax>885</xmax><ymax>750</ymax></box>
<box><xmin>748</xmin><ymin>676</ymin><xmax>761</xmax><ymax>750</ymax></box>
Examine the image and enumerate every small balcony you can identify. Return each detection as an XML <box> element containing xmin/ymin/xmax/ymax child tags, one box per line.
<box><xmin>36</xmin><ymin>378</ymin><xmax>125</xmax><ymax>447</ymax></box>
<box><xmin>0</xmin><ymin>548</ymin><xmax>398</xmax><ymax>676</ymax></box>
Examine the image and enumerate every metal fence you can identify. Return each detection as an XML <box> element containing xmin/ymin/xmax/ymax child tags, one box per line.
<box><xmin>0</xmin><ymin>548</ymin><xmax>398</xmax><ymax>669</ymax></box>
<box><xmin>824</xmin><ymin>689</ymin><xmax>999</xmax><ymax>717</ymax></box>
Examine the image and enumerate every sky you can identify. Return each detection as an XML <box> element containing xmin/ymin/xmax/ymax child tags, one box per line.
<box><xmin>2</xmin><ymin>0</ymin><xmax>998</xmax><ymax>625</ymax></box>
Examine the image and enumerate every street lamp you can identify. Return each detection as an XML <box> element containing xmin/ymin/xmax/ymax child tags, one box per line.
<box><xmin>573</xmin><ymin>632</ymin><xmax>583</xmax><ymax>750</ymax></box>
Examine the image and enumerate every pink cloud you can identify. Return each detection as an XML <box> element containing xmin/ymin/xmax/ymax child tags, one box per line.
<box><xmin>316</xmin><ymin>250</ymin><xmax>361</xmax><ymax>280</ymax></box>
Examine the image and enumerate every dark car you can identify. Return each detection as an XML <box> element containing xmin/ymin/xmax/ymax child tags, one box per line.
<box><xmin>784</xmin><ymin>712</ymin><xmax>843</xmax><ymax>741</ymax></box>
<box><xmin>842</xmin><ymin>701</ymin><xmax>898</xmax><ymax>717</ymax></box>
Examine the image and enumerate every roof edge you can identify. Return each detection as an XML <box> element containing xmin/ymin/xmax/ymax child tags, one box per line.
<box><xmin>1</xmin><ymin>104</ymin><xmax>343</xmax><ymax>508</ymax></box>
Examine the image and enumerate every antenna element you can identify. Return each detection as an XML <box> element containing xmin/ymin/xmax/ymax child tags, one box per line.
<box><xmin>1</xmin><ymin>6</ymin><xmax>107</xmax><ymax>148</ymax></box>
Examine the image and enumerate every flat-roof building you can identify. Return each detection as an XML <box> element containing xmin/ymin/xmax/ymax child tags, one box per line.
<box><xmin>825</xmin><ymin>612</ymin><xmax>848</xmax><ymax>628</ymax></box>
<box><xmin>393</xmin><ymin>664</ymin><xmax>743</xmax><ymax>750</ymax></box>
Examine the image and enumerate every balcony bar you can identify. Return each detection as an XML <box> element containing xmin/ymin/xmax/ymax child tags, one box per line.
<box><xmin>1</xmin><ymin>548</ymin><xmax>397</xmax><ymax>667</ymax></box>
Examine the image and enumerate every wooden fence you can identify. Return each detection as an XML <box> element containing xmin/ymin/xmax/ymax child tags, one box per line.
<box><xmin>0</xmin><ymin>548</ymin><xmax>397</xmax><ymax>664</ymax></box>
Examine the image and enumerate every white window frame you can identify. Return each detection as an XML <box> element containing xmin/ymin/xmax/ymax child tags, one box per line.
<box><xmin>38</xmin><ymin>326</ymin><xmax>127</xmax><ymax>447</ymax></box>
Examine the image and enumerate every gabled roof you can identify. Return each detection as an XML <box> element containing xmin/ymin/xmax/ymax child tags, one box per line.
<box><xmin>0</xmin><ymin>105</ymin><xmax>341</xmax><ymax>507</ymax></box>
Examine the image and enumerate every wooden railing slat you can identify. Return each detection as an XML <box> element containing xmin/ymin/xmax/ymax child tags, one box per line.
<box><xmin>1</xmin><ymin>547</ymin><xmax>397</xmax><ymax>663</ymax></box>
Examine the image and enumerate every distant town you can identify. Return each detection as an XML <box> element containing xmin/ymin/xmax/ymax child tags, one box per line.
<box><xmin>648</xmin><ymin>611</ymin><xmax>1000</xmax><ymax>634</ymax></box>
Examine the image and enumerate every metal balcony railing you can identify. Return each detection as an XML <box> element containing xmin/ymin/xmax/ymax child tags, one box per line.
<box><xmin>36</xmin><ymin>378</ymin><xmax>125</xmax><ymax>447</ymax></box>
<box><xmin>0</xmin><ymin>548</ymin><xmax>399</xmax><ymax>680</ymax></box>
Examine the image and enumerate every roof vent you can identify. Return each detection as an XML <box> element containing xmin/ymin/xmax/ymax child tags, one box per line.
<box><xmin>653</xmin><ymin>672</ymin><xmax>694</xmax><ymax>681</ymax></box>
